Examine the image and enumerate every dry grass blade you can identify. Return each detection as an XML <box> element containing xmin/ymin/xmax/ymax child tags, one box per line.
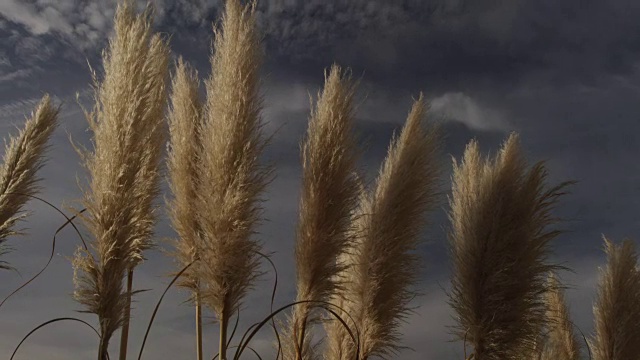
<box><xmin>0</xmin><ymin>95</ymin><xmax>59</xmax><ymax>270</ymax></box>
<box><xmin>280</xmin><ymin>64</ymin><xmax>360</xmax><ymax>360</ymax></box>
<box><xmin>540</xmin><ymin>273</ymin><xmax>580</xmax><ymax>360</ymax></box>
<box><xmin>324</xmin><ymin>94</ymin><xmax>441</xmax><ymax>360</ymax></box>
<box><xmin>448</xmin><ymin>133</ymin><xmax>574</xmax><ymax>360</ymax></box>
<box><xmin>589</xmin><ymin>237</ymin><xmax>640</xmax><ymax>360</ymax></box>
<box><xmin>70</xmin><ymin>1</ymin><xmax>170</xmax><ymax>358</ymax></box>
<box><xmin>196</xmin><ymin>0</ymin><xmax>271</xmax><ymax>358</ymax></box>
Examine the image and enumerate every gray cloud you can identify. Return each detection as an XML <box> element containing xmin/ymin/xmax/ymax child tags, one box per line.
<box><xmin>0</xmin><ymin>68</ymin><xmax>33</xmax><ymax>84</ymax></box>
<box><xmin>3</xmin><ymin>0</ymin><xmax>640</xmax><ymax>102</ymax></box>
<box><xmin>429</xmin><ymin>92</ymin><xmax>512</xmax><ymax>132</ymax></box>
<box><xmin>0</xmin><ymin>0</ymin><xmax>53</xmax><ymax>35</ymax></box>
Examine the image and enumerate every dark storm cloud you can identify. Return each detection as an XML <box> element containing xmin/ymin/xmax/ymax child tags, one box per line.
<box><xmin>249</xmin><ymin>0</ymin><xmax>640</xmax><ymax>90</ymax></box>
<box><xmin>4</xmin><ymin>0</ymin><xmax>640</xmax><ymax>89</ymax></box>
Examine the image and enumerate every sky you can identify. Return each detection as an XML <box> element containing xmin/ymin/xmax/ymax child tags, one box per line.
<box><xmin>0</xmin><ymin>0</ymin><xmax>639</xmax><ymax>359</ymax></box>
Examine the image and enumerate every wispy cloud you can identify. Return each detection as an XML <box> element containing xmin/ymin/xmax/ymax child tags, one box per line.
<box><xmin>0</xmin><ymin>0</ymin><xmax>53</xmax><ymax>35</ymax></box>
<box><xmin>0</xmin><ymin>95</ymin><xmax>50</xmax><ymax>122</ymax></box>
<box><xmin>0</xmin><ymin>0</ymin><xmax>116</xmax><ymax>50</ymax></box>
<box><xmin>0</xmin><ymin>68</ymin><xmax>32</xmax><ymax>84</ymax></box>
<box><xmin>429</xmin><ymin>92</ymin><xmax>511</xmax><ymax>132</ymax></box>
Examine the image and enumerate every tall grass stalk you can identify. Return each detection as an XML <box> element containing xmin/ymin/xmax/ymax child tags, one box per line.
<box><xmin>448</xmin><ymin>133</ymin><xmax>573</xmax><ymax>360</ymax></box>
<box><xmin>589</xmin><ymin>237</ymin><xmax>640</xmax><ymax>360</ymax></box>
<box><xmin>324</xmin><ymin>94</ymin><xmax>441</xmax><ymax>360</ymax></box>
<box><xmin>119</xmin><ymin>269</ymin><xmax>133</xmax><ymax>360</ymax></box>
<box><xmin>281</xmin><ymin>64</ymin><xmax>360</xmax><ymax>360</ymax></box>
<box><xmin>0</xmin><ymin>95</ymin><xmax>58</xmax><ymax>270</ymax></box>
<box><xmin>197</xmin><ymin>0</ymin><xmax>271</xmax><ymax>359</ymax></box>
<box><xmin>167</xmin><ymin>57</ymin><xmax>203</xmax><ymax>360</ymax></box>
<box><xmin>70</xmin><ymin>1</ymin><xmax>170</xmax><ymax>359</ymax></box>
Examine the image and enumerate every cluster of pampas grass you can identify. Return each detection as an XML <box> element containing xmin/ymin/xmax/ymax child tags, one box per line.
<box><xmin>324</xmin><ymin>94</ymin><xmax>441</xmax><ymax>360</ymax></box>
<box><xmin>448</xmin><ymin>133</ymin><xmax>574</xmax><ymax>360</ymax></box>
<box><xmin>277</xmin><ymin>71</ymin><xmax>444</xmax><ymax>360</ymax></box>
<box><xmin>589</xmin><ymin>237</ymin><xmax>640</xmax><ymax>360</ymax></box>
<box><xmin>70</xmin><ymin>0</ymin><xmax>170</xmax><ymax>359</ymax></box>
<box><xmin>0</xmin><ymin>95</ymin><xmax>58</xmax><ymax>270</ymax></box>
<box><xmin>11</xmin><ymin>2</ymin><xmax>640</xmax><ymax>360</ymax></box>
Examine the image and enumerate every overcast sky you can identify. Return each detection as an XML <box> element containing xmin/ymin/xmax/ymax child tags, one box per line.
<box><xmin>0</xmin><ymin>0</ymin><xmax>639</xmax><ymax>359</ymax></box>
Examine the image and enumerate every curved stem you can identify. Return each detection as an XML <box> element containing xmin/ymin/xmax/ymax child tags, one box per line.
<box><xmin>0</xmin><ymin>207</ymin><xmax>86</xmax><ymax>310</ymax></box>
<box><xmin>233</xmin><ymin>300</ymin><xmax>360</xmax><ymax>360</ymax></box>
<box><xmin>11</xmin><ymin>317</ymin><xmax>101</xmax><ymax>360</ymax></box>
<box><xmin>137</xmin><ymin>261</ymin><xmax>194</xmax><ymax>360</ymax></box>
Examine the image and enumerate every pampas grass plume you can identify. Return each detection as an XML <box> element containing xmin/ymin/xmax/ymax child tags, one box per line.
<box><xmin>448</xmin><ymin>133</ymin><xmax>573</xmax><ymax>360</ymax></box>
<box><xmin>167</xmin><ymin>57</ymin><xmax>202</xmax><ymax>292</ymax></box>
<box><xmin>324</xmin><ymin>94</ymin><xmax>441</xmax><ymax>360</ymax></box>
<box><xmin>0</xmin><ymin>95</ymin><xmax>58</xmax><ymax>269</ymax></box>
<box><xmin>166</xmin><ymin>56</ymin><xmax>205</xmax><ymax>360</ymax></box>
<box><xmin>540</xmin><ymin>273</ymin><xmax>581</xmax><ymax>360</ymax></box>
<box><xmin>195</xmin><ymin>0</ymin><xmax>271</xmax><ymax>358</ymax></box>
<box><xmin>282</xmin><ymin>64</ymin><xmax>360</xmax><ymax>360</ymax></box>
<box><xmin>71</xmin><ymin>1</ymin><xmax>170</xmax><ymax>357</ymax></box>
<box><xmin>589</xmin><ymin>237</ymin><xmax>640</xmax><ymax>360</ymax></box>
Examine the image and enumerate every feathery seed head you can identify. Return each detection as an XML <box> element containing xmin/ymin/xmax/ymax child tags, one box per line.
<box><xmin>448</xmin><ymin>133</ymin><xmax>573</xmax><ymax>360</ymax></box>
<box><xmin>167</xmin><ymin>58</ymin><xmax>202</xmax><ymax>293</ymax></box>
<box><xmin>279</xmin><ymin>65</ymin><xmax>360</xmax><ymax>360</ymax></box>
<box><xmin>196</xmin><ymin>0</ymin><xmax>271</xmax><ymax>322</ymax></box>
<box><xmin>324</xmin><ymin>94</ymin><xmax>442</xmax><ymax>360</ymax></box>
<box><xmin>590</xmin><ymin>237</ymin><xmax>640</xmax><ymax>360</ymax></box>
<box><xmin>294</xmin><ymin>64</ymin><xmax>360</xmax><ymax>306</ymax></box>
<box><xmin>539</xmin><ymin>273</ymin><xmax>581</xmax><ymax>360</ymax></box>
<box><xmin>72</xmin><ymin>0</ymin><xmax>169</xmax><ymax>344</ymax></box>
<box><xmin>0</xmin><ymin>95</ymin><xmax>59</xmax><ymax>269</ymax></box>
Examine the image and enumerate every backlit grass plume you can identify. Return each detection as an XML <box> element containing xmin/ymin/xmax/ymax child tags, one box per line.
<box><xmin>540</xmin><ymin>273</ymin><xmax>581</xmax><ymax>360</ymax></box>
<box><xmin>280</xmin><ymin>64</ymin><xmax>360</xmax><ymax>360</ymax></box>
<box><xmin>0</xmin><ymin>95</ymin><xmax>58</xmax><ymax>270</ymax></box>
<box><xmin>166</xmin><ymin>57</ymin><xmax>204</xmax><ymax>360</ymax></box>
<box><xmin>196</xmin><ymin>0</ymin><xmax>271</xmax><ymax>358</ymax></box>
<box><xmin>589</xmin><ymin>237</ymin><xmax>640</xmax><ymax>360</ymax></box>
<box><xmin>324</xmin><ymin>94</ymin><xmax>441</xmax><ymax>360</ymax></box>
<box><xmin>71</xmin><ymin>1</ymin><xmax>170</xmax><ymax>359</ymax></box>
<box><xmin>448</xmin><ymin>133</ymin><xmax>573</xmax><ymax>360</ymax></box>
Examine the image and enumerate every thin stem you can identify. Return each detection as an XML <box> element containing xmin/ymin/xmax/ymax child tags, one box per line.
<box><xmin>119</xmin><ymin>269</ymin><xmax>133</xmax><ymax>360</ymax></box>
<box><xmin>137</xmin><ymin>261</ymin><xmax>195</xmax><ymax>360</ymax></box>
<box><xmin>219</xmin><ymin>312</ymin><xmax>229</xmax><ymax>360</ymax></box>
<box><xmin>99</xmin><ymin>332</ymin><xmax>109</xmax><ymax>360</ymax></box>
<box><xmin>295</xmin><ymin>315</ymin><xmax>307</xmax><ymax>360</ymax></box>
<box><xmin>196</xmin><ymin>290</ymin><xmax>203</xmax><ymax>360</ymax></box>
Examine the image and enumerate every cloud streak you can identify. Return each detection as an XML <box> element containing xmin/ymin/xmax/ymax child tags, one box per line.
<box><xmin>429</xmin><ymin>92</ymin><xmax>511</xmax><ymax>132</ymax></box>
